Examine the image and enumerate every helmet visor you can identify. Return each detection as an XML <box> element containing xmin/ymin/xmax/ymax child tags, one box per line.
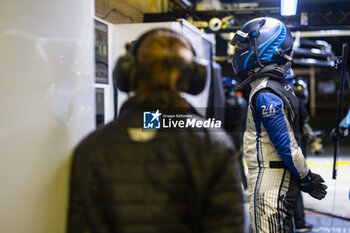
<box><xmin>230</xmin><ymin>30</ymin><xmax>251</xmax><ymax>53</ymax></box>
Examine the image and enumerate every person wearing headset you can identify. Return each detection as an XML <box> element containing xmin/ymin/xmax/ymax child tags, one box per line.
<box><xmin>230</xmin><ymin>17</ymin><xmax>327</xmax><ymax>233</ymax></box>
<box><xmin>286</xmin><ymin>71</ymin><xmax>322</xmax><ymax>232</ymax></box>
<box><xmin>66</xmin><ymin>28</ymin><xmax>244</xmax><ymax>233</ymax></box>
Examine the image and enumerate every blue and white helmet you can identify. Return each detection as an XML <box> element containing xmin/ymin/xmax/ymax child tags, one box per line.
<box><xmin>222</xmin><ymin>77</ymin><xmax>237</xmax><ymax>94</ymax></box>
<box><xmin>230</xmin><ymin>17</ymin><xmax>293</xmax><ymax>76</ymax></box>
<box><xmin>285</xmin><ymin>68</ymin><xmax>295</xmax><ymax>86</ymax></box>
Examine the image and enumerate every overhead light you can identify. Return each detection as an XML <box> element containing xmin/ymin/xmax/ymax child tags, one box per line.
<box><xmin>172</xmin><ymin>0</ymin><xmax>193</xmax><ymax>9</ymax></box>
<box><xmin>280</xmin><ymin>0</ymin><xmax>298</xmax><ymax>16</ymax></box>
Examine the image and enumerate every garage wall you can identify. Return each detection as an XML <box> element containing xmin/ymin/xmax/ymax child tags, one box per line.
<box><xmin>0</xmin><ymin>0</ymin><xmax>95</xmax><ymax>232</ymax></box>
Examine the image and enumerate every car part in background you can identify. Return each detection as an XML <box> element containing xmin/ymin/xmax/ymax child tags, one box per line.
<box><xmin>293</xmin><ymin>31</ymin><xmax>337</xmax><ymax>67</ymax></box>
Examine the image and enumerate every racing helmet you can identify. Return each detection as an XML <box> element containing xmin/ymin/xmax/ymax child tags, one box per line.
<box><xmin>230</xmin><ymin>17</ymin><xmax>293</xmax><ymax>76</ymax></box>
<box><xmin>285</xmin><ymin>68</ymin><xmax>295</xmax><ymax>86</ymax></box>
<box><xmin>293</xmin><ymin>79</ymin><xmax>309</xmax><ymax>104</ymax></box>
<box><xmin>222</xmin><ymin>77</ymin><xmax>237</xmax><ymax>95</ymax></box>
<box><xmin>285</xmin><ymin>68</ymin><xmax>295</xmax><ymax>80</ymax></box>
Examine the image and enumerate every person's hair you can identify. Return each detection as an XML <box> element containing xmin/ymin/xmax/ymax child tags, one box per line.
<box><xmin>134</xmin><ymin>28</ymin><xmax>194</xmax><ymax>108</ymax></box>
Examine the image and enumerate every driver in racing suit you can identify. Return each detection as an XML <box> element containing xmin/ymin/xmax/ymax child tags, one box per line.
<box><xmin>230</xmin><ymin>17</ymin><xmax>328</xmax><ymax>233</ymax></box>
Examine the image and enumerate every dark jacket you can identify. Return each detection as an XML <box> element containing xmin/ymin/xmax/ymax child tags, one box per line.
<box><xmin>67</xmin><ymin>98</ymin><xmax>244</xmax><ymax>233</ymax></box>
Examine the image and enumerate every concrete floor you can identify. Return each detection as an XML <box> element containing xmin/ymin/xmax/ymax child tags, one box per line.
<box><xmin>243</xmin><ymin>146</ymin><xmax>350</xmax><ymax>233</ymax></box>
<box><xmin>302</xmin><ymin>148</ymin><xmax>350</xmax><ymax>233</ymax></box>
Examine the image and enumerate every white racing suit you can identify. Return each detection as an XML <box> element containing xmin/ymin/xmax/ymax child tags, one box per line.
<box><xmin>244</xmin><ymin>77</ymin><xmax>310</xmax><ymax>233</ymax></box>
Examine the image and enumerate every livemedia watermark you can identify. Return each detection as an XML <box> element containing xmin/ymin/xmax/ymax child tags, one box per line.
<box><xmin>143</xmin><ymin>109</ymin><xmax>222</xmax><ymax>129</ymax></box>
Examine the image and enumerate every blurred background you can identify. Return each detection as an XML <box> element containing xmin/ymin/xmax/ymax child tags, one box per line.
<box><xmin>1</xmin><ymin>0</ymin><xmax>349</xmax><ymax>232</ymax></box>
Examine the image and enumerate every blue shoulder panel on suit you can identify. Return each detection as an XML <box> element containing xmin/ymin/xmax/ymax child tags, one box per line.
<box><xmin>255</xmin><ymin>92</ymin><xmax>300</xmax><ymax>179</ymax></box>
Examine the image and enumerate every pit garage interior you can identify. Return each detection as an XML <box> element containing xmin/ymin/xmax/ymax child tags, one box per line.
<box><xmin>1</xmin><ymin>0</ymin><xmax>350</xmax><ymax>233</ymax></box>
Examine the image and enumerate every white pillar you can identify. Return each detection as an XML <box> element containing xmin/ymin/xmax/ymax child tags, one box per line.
<box><xmin>0</xmin><ymin>0</ymin><xmax>95</xmax><ymax>232</ymax></box>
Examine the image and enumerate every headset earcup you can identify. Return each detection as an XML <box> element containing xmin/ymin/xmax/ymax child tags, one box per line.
<box><xmin>187</xmin><ymin>60</ymin><xmax>207</xmax><ymax>95</ymax></box>
<box><xmin>113</xmin><ymin>55</ymin><xmax>133</xmax><ymax>92</ymax></box>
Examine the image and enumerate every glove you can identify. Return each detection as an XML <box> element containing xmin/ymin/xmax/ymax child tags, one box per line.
<box><xmin>331</xmin><ymin>127</ymin><xmax>349</xmax><ymax>141</ymax></box>
<box><xmin>299</xmin><ymin>171</ymin><xmax>327</xmax><ymax>200</ymax></box>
